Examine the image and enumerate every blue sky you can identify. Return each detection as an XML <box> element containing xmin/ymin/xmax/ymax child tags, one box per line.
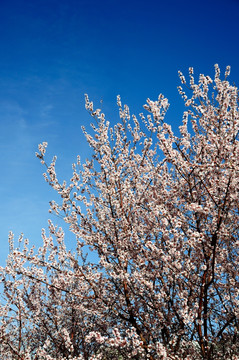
<box><xmin>0</xmin><ymin>0</ymin><xmax>239</xmax><ymax>265</ymax></box>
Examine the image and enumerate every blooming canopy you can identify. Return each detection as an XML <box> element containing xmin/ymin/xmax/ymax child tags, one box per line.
<box><xmin>0</xmin><ymin>65</ymin><xmax>238</xmax><ymax>360</ymax></box>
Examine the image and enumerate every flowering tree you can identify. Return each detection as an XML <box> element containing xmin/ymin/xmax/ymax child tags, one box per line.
<box><xmin>0</xmin><ymin>65</ymin><xmax>239</xmax><ymax>360</ymax></box>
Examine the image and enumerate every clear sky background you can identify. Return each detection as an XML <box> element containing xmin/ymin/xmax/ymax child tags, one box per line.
<box><xmin>0</xmin><ymin>0</ymin><xmax>239</xmax><ymax>265</ymax></box>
